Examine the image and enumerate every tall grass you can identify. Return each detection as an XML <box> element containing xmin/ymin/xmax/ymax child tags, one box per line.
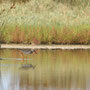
<box><xmin>53</xmin><ymin>0</ymin><xmax>90</xmax><ymax>7</ymax></box>
<box><xmin>0</xmin><ymin>25</ymin><xmax>90</xmax><ymax>44</ymax></box>
<box><xmin>0</xmin><ymin>1</ymin><xmax>90</xmax><ymax>44</ymax></box>
<box><xmin>1</xmin><ymin>0</ymin><xmax>90</xmax><ymax>6</ymax></box>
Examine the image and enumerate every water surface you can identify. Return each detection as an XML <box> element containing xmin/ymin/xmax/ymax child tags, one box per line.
<box><xmin>0</xmin><ymin>49</ymin><xmax>90</xmax><ymax>90</ymax></box>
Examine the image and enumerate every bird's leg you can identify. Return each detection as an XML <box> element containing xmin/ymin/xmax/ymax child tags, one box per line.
<box><xmin>21</xmin><ymin>53</ymin><xmax>24</xmax><ymax>62</ymax></box>
<box><xmin>26</xmin><ymin>55</ymin><xmax>28</xmax><ymax>64</ymax></box>
<box><xmin>28</xmin><ymin>55</ymin><xmax>30</xmax><ymax>63</ymax></box>
<box><xmin>29</xmin><ymin>56</ymin><xmax>30</xmax><ymax>63</ymax></box>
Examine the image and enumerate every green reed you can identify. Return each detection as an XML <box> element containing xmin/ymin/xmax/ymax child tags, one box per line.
<box><xmin>0</xmin><ymin>24</ymin><xmax>90</xmax><ymax>44</ymax></box>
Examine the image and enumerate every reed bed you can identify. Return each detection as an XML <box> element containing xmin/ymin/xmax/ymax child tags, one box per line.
<box><xmin>0</xmin><ymin>25</ymin><xmax>90</xmax><ymax>44</ymax></box>
<box><xmin>0</xmin><ymin>0</ymin><xmax>90</xmax><ymax>44</ymax></box>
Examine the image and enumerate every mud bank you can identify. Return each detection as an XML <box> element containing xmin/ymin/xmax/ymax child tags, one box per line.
<box><xmin>1</xmin><ymin>44</ymin><xmax>90</xmax><ymax>50</ymax></box>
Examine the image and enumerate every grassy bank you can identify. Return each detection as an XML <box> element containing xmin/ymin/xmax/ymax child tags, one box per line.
<box><xmin>1</xmin><ymin>25</ymin><xmax>90</xmax><ymax>44</ymax></box>
<box><xmin>0</xmin><ymin>0</ymin><xmax>90</xmax><ymax>44</ymax></box>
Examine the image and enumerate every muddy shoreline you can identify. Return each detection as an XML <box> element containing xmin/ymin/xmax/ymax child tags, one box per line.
<box><xmin>0</xmin><ymin>44</ymin><xmax>90</xmax><ymax>50</ymax></box>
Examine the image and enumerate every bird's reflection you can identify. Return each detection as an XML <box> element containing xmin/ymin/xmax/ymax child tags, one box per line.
<box><xmin>20</xmin><ymin>64</ymin><xmax>37</xmax><ymax>70</ymax></box>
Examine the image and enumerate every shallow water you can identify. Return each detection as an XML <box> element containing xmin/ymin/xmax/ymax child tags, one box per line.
<box><xmin>0</xmin><ymin>49</ymin><xmax>90</xmax><ymax>90</ymax></box>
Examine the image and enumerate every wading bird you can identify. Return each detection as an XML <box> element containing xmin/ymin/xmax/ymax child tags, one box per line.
<box><xmin>19</xmin><ymin>49</ymin><xmax>37</xmax><ymax>62</ymax></box>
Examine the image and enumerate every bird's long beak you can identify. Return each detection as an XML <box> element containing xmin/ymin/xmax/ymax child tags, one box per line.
<box><xmin>34</xmin><ymin>50</ymin><xmax>37</xmax><ymax>54</ymax></box>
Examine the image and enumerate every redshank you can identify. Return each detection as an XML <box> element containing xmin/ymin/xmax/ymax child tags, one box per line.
<box><xmin>19</xmin><ymin>49</ymin><xmax>37</xmax><ymax>62</ymax></box>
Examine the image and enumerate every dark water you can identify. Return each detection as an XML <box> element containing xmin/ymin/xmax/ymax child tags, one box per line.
<box><xmin>0</xmin><ymin>49</ymin><xmax>90</xmax><ymax>90</ymax></box>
